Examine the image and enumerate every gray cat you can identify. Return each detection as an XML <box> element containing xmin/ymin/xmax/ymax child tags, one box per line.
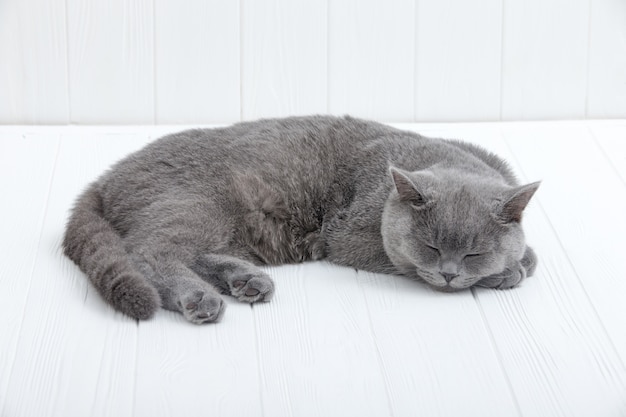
<box><xmin>63</xmin><ymin>116</ymin><xmax>539</xmax><ymax>324</ymax></box>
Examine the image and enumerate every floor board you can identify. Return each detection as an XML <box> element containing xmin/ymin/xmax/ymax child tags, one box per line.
<box><xmin>0</xmin><ymin>121</ymin><xmax>625</xmax><ymax>417</ymax></box>
<box><xmin>419</xmin><ymin>124</ymin><xmax>626</xmax><ymax>417</ymax></box>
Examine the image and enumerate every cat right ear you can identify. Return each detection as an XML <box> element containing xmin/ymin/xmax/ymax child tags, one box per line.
<box><xmin>389</xmin><ymin>167</ymin><xmax>432</xmax><ymax>209</ymax></box>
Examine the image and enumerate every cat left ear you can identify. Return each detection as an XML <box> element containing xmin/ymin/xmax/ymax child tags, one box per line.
<box><xmin>497</xmin><ymin>182</ymin><xmax>541</xmax><ymax>223</ymax></box>
<box><xmin>389</xmin><ymin>167</ymin><xmax>432</xmax><ymax>209</ymax></box>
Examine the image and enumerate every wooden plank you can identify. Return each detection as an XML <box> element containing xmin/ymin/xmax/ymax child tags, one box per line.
<box><xmin>1</xmin><ymin>132</ymin><xmax>152</xmax><ymax>417</ymax></box>
<box><xmin>66</xmin><ymin>0</ymin><xmax>154</xmax><ymax>123</ymax></box>
<box><xmin>357</xmin><ymin>270</ymin><xmax>519</xmax><ymax>417</ymax></box>
<box><xmin>0</xmin><ymin>134</ymin><xmax>59</xmax><ymax>414</ymax></box>
<box><xmin>0</xmin><ymin>0</ymin><xmax>69</xmax><ymax>123</ymax></box>
<box><xmin>155</xmin><ymin>0</ymin><xmax>240</xmax><ymax>123</ymax></box>
<box><xmin>502</xmin><ymin>124</ymin><xmax>626</xmax><ymax>366</ymax></box>
<box><xmin>590</xmin><ymin>124</ymin><xmax>626</xmax><ymax>183</ymax></box>
<box><xmin>587</xmin><ymin>0</ymin><xmax>626</xmax><ymax>118</ymax></box>
<box><xmin>417</xmin><ymin>123</ymin><xmax>626</xmax><ymax>416</ymax></box>
<box><xmin>254</xmin><ymin>263</ymin><xmax>391</xmax><ymax>417</ymax></box>
<box><xmin>328</xmin><ymin>0</ymin><xmax>414</xmax><ymax>121</ymax></box>
<box><xmin>415</xmin><ymin>0</ymin><xmax>502</xmax><ymax>121</ymax></box>
<box><xmin>133</xmin><ymin>302</ymin><xmax>260</xmax><ymax>417</ymax></box>
<box><xmin>241</xmin><ymin>0</ymin><xmax>327</xmax><ymax>119</ymax></box>
<box><xmin>501</xmin><ymin>0</ymin><xmax>589</xmax><ymax>120</ymax></box>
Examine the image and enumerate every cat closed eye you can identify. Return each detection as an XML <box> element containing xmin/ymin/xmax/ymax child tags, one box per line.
<box><xmin>425</xmin><ymin>244</ymin><xmax>440</xmax><ymax>253</ymax></box>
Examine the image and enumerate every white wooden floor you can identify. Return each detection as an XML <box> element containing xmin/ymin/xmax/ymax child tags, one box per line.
<box><xmin>1</xmin><ymin>121</ymin><xmax>625</xmax><ymax>417</ymax></box>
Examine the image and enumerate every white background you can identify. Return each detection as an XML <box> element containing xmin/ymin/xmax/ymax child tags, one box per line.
<box><xmin>1</xmin><ymin>0</ymin><xmax>625</xmax><ymax>124</ymax></box>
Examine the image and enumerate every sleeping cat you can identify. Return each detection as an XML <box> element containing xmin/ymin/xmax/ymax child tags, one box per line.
<box><xmin>63</xmin><ymin>115</ymin><xmax>539</xmax><ymax>324</ymax></box>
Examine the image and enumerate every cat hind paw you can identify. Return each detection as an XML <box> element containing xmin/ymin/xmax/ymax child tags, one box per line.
<box><xmin>179</xmin><ymin>290</ymin><xmax>225</xmax><ymax>324</ymax></box>
<box><xmin>230</xmin><ymin>272</ymin><xmax>274</xmax><ymax>303</ymax></box>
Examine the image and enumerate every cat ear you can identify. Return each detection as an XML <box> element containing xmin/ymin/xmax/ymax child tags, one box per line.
<box><xmin>389</xmin><ymin>167</ymin><xmax>433</xmax><ymax>209</ymax></box>
<box><xmin>497</xmin><ymin>182</ymin><xmax>540</xmax><ymax>223</ymax></box>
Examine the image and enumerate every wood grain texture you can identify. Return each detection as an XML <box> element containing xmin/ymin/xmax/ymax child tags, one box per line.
<box><xmin>66</xmin><ymin>0</ymin><xmax>154</xmax><ymax>123</ymax></box>
<box><xmin>2</xmin><ymin>122</ymin><xmax>626</xmax><ymax>416</ymax></box>
<box><xmin>501</xmin><ymin>0</ymin><xmax>590</xmax><ymax>120</ymax></box>
<box><xmin>253</xmin><ymin>263</ymin><xmax>391</xmax><ymax>417</ymax></box>
<box><xmin>587</xmin><ymin>0</ymin><xmax>626</xmax><ymax>118</ymax></box>
<box><xmin>0</xmin><ymin>133</ymin><xmax>151</xmax><ymax>417</ymax></box>
<box><xmin>591</xmin><ymin>123</ymin><xmax>626</xmax><ymax>183</ymax></box>
<box><xmin>0</xmin><ymin>134</ymin><xmax>59</xmax><ymax>414</ymax></box>
<box><xmin>356</xmin><ymin>269</ymin><xmax>518</xmax><ymax>417</ymax></box>
<box><xmin>414</xmin><ymin>0</ymin><xmax>502</xmax><ymax>121</ymax></box>
<box><xmin>328</xmin><ymin>0</ymin><xmax>415</xmax><ymax>121</ymax></box>
<box><xmin>155</xmin><ymin>0</ymin><xmax>240</xmax><ymax>123</ymax></box>
<box><xmin>133</xmin><ymin>302</ymin><xmax>260</xmax><ymax>417</ymax></box>
<box><xmin>416</xmin><ymin>124</ymin><xmax>626</xmax><ymax>416</ymax></box>
<box><xmin>241</xmin><ymin>0</ymin><xmax>327</xmax><ymax>119</ymax></box>
<box><xmin>503</xmin><ymin>124</ymin><xmax>626</xmax><ymax>371</ymax></box>
<box><xmin>0</xmin><ymin>0</ymin><xmax>69</xmax><ymax>123</ymax></box>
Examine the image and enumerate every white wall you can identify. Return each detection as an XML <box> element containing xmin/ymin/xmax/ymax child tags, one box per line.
<box><xmin>0</xmin><ymin>0</ymin><xmax>625</xmax><ymax>124</ymax></box>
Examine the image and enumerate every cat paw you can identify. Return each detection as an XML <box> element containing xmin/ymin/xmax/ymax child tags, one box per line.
<box><xmin>178</xmin><ymin>290</ymin><xmax>225</xmax><ymax>324</ymax></box>
<box><xmin>230</xmin><ymin>272</ymin><xmax>274</xmax><ymax>303</ymax></box>
<box><xmin>476</xmin><ymin>262</ymin><xmax>526</xmax><ymax>290</ymax></box>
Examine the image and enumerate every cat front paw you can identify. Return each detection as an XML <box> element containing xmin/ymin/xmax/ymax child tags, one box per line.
<box><xmin>476</xmin><ymin>262</ymin><xmax>526</xmax><ymax>290</ymax></box>
<box><xmin>230</xmin><ymin>272</ymin><xmax>274</xmax><ymax>303</ymax></box>
<box><xmin>178</xmin><ymin>290</ymin><xmax>225</xmax><ymax>324</ymax></box>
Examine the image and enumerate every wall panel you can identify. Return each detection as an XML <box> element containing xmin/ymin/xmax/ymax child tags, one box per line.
<box><xmin>501</xmin><ymin>0</ymin><xmax>589</xmax><ymax>120</ymax></box>
<box><xmin>241</xmin><ymin>0</ymin><xmax>327</xmax><ymax>119</ymax></box>
<box><xmin>587</xmin><ymin>0</ymin><xmax>626</xmax><ymax>118</ymax></box>
<box><xmin>66</xmin><ymin>0</ymin><xmax>154</xmax><ymax>123</ymax></box>
<box><xmin>415</xmin><ymin>0</ymin><xmax>502</xmax><ymax>121</ymax></box>
<box><xmin>155</xmin><ymin>0</ymin><xmax>240</xmax><ymax>123</ymax></box>
<box><xmin>0</xmin><ymin>0</ymin><xmax>69</xmax><ymax>123</ymax></box>
<box><xmin>328</xmin><ymin>0</ymin><xmax>415</xmax><ymax>121</ymax></box>
<box><xmin>1</xmin><ymin>0</ymin><xmax>625</xmax><ymax>123</ymax></box>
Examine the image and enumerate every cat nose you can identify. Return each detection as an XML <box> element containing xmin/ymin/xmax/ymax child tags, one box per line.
<box><xmin>440</xmin><ymin>272</ymin><xmax>459</xmax><ymax>283</ymax></box>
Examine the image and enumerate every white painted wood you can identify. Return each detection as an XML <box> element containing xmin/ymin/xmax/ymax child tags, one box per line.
<box><xmin>241</xmin><ymin>0</ymin><xmax>327</xmax><ymax>119</ymax></box>
<box><xmin>356</xmin><ymin>269</ymin><xmax>518</xmax><ymax>417</ymax></box>
<box><xmin>0</xmin><ymin>0</ymin><xmax>69</xmax><ymax>123</ymax></box>
<box><xmin>66</xmin><ymin>0</ymin><xmax>154</xmax><ymax>123</ymax></box>
<box><xmin>254</xmin><ymin>263</ymin><xmax>391</xmax><ymax>417</ymax></box>
<box><xmin>591</xmin><ymin>124</ymin><xmax>626</xmax><ymax>183</ymax></box>
<box><xmin>133</xmin><ymin>302</ymin><xmax>260</xmax><ymax>417</ymax></box>
<box><xmin>0</xmin><ymin>133</ymin><xmax>150</xmax><ymax>417</ymax></box>
<box><xmin>587</xmin><ymin>0</ymin><xmax>626</xmax><ymax>118</ymax></box>
<box><xmin>414</xmin><ymin>0</ymin><xmax>502</xmax><ymax>121</ymax></box>
<box><xmin>0</xmin><ymin>134</ymin><xmax>59</xmax><ymax>413</ymax></box>
<box><xmin>328</xmin><ymin>0</ymin><xmax>415</xmax><ymax>121</ymax></box>
<box><xmin>155</xmin><ymin>0</ymin><xmax>240</xmax><ymax>123</ymax></box>
<box><xmin>501</xmin><ymin>0</ymin><xmax>589</xmax><ymax>120</ymax></box>
<box><xmin>415</xmin><ymin>124</ymin><xmax>626</xmax><ymax>417</ymax></box>
<box><xmin>2</xmin><ymin>122</ymin><xmax>626</xmax><ymax>416</ymax></box>
<box><xmin>503</xmin><ymin>124</ymin><xmax>626</xmax><ymax>368</ymax></box>
<box><xmin>2</xmin><ymin>0</ymin><xmax>626</xmax><ymax>122</ymax></box>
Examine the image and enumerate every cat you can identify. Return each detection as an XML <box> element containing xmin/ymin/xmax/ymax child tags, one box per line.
<box><xmin>63</xmin><ymin>115</ymin><xmax>539</xmax><ymax>324</ymax></box>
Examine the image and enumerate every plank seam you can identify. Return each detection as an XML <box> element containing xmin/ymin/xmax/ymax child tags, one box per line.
<box><xmin>358</xmin><ymin>271</ymin><xmax>395</xmax><ymax>417</ymax></box>
<box><xmin>251</xmin><ymin>304</ymin><xmax>267</xmax><ymax>417</ymax></box>
<box><xmin>499</xmin><ymin>0</ymin><xmax>506</xmax><ymax>121</ymax></box>
<box><xmin>152</xmin><ymin>0</ymin><xmax>157</xmax><ymax>124</ymax></box>
<box><xmin>501</xmin><ymin>132</ymin><xmax>626</xmax><ymax>381</ymax></box>
<box><xmin>471</xmin><ymin>289</ymin><xmax>524</xmax><ymax>417</ymax></box>
<box><xmin>131</xmin><ymin>323</ymin><xmax>139</xmax><ymax>417</ymax></box>
<box><xmin>0</xmin><ymin>135</ymin><xmax>61</xmax><ymax>417</ymax></box>
<box><xmin>64</xmin><ymin>0</ymin><xmax>72</xmax><ymax>123</ymax></box>
<box><xmin>239</xmin><ymin>0</ymin><xmax>244</xmax><ymax>121</ymax></box>
<box><xmin>584</xmin><ymin>0</ymin><xmax>593</xmax><ymax>118</ymax></box>
<box><xmin>587</xmin><ymin>125</ymin><xmax>626</xmax><ymax>186</ymax></box>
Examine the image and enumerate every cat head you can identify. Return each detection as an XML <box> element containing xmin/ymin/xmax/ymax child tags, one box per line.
<box><xmin>381</xmin><ymin>166</ymin><xmax>539</xmax><ymax>291</ymax></box>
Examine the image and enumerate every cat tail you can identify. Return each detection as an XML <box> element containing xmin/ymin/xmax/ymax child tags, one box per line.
<box><xmin>62</xmin><ymin>184</ymin><xmax>160</xmax><ymax>320</ymax></box>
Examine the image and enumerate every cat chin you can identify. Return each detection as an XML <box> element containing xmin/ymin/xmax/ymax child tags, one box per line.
<box><xmin>430</xmin><ymin>282</ymin><xmax>475</xmax><ymax>292</ymax></box>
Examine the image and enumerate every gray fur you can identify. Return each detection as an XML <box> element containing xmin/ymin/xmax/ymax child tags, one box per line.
<box><xmin>62</xmin><ymin>115</ymin><xmax>539</xmax><ymax>324</ymax></box>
